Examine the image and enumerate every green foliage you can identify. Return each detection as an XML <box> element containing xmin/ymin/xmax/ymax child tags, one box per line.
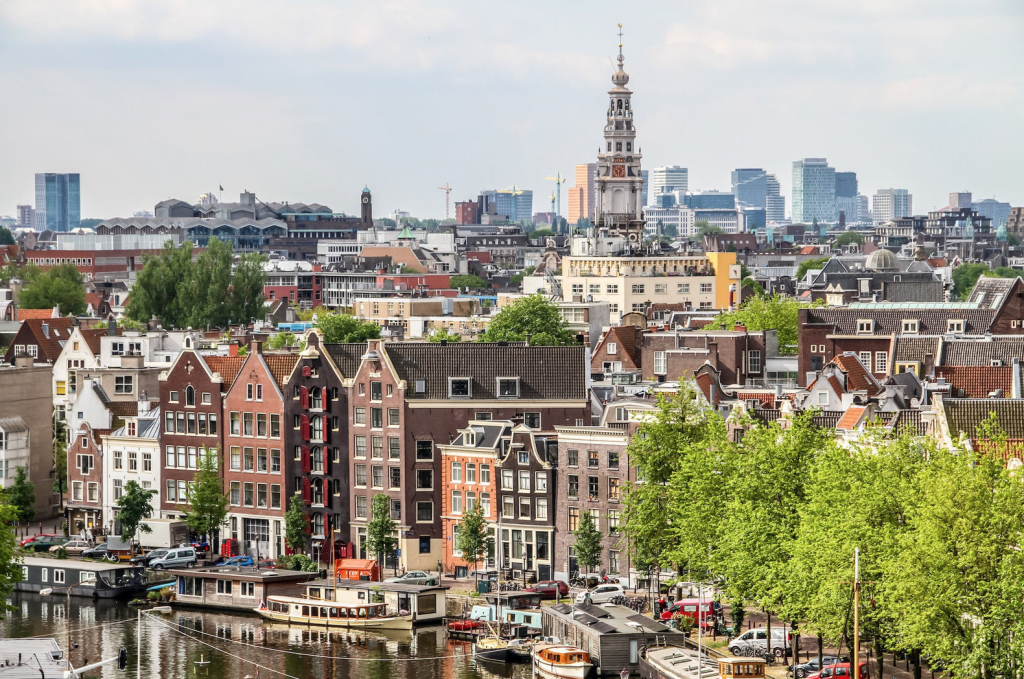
<box><xmin>314</xmin><ymin>312</ymin><xmax>382</xmax><ymax>343</ymax></box>
<box><xmin>0</xmin><ymin>227</ymin><xmax>14</xmax><ymax>245</ymax></box>
<box><xmin>428</xmin><ymin>329</ymin><xmax>462</xmax><ymax>343</ymax></box>
<box><xmin>449</xmin><ymin>274</ymin><xmax>489</xmax><ymax>290</ymax></box>
<box><xmin>951</xmin><ymin>263</ymin><xmax>990</xmax><ymax>299</ymax></box>
<box><xmin>182</xmin><ymin>448</ymin><xmax>229</xmax><ymax>540</ymax></box>
<box><xmin>79</xmin><ymin>218</ymin><xmax>103</xmax><ymax>230</ymax></box>
<box><xmin>366</xmin><ymin>494</ymin><xmax>397</xmax><ymax>578</ymax></box>
<box><xmin>992</xmin><ymin>267</ymin><xmax>1022</xmax><ymax>280</ymax></box>
<box><xmin>116</xmin><ymin>481</ymin><xmax>156</xmax><ymax>545</ymax></box>
<box><xmin>834</xmin><ymin>232</ymin><xmax>865</xmax><ymax>246</ymax></box>
<box><xmin>0</xmin><ymin>496</ymin><xmax>22</xmax><ymax>616</ymax></box>
<box><xmin>268</xmin><ymin>331</ymin><xmax>304</xmax><ymax>350</ymax></box>
<box><xmin>529</xmin><ymin>228</ymin><xmax>555</xmax><ymax>239</ymax></box>
<box><xmin>796</xmin><ymin>257</ymin><xmax>830</xmax><ymax>280</ymax></box>
<box><xmin>573</xmin><ymin>509</ymin><xmax>603</xmax><ymax>572</ymax></box>
<box><xmin>479</xmin><ymin>293</ymin><xmax>577</xmax><ymax>345</ymax></box>
<box><xmin>1008</xmin><ymin>233</ymin><xmax>1021</xmax><ymax>247</ymax></box>
<box><xmin>455</xmin><ymin>501</ymin><xmax>492</xmax><ymax>576</ymax></box>
<box><xmin>52</xmin><ymin>420</ymin><xmax>67</xmax><ymax>500</ymax></box>
<box><xmin>19</xmin><ymin>263</ymin><xmax>86</xmax><ymax>315</ymax></box>
<box><xmin>509</xmin><ymin>265</ymin><xmax>536</xmax><ymax>286</ymax></box>
<box><xmin>53</xmin><ymin>546</ymin><xmax>69</xmax><ymax>559</ymax></box>
<box><xmin>127</xmin><ymin>239</ymin><xmax>267</xmax><ymax>329</ymax></box>
<box><xmin>694</xmin><ymin>220</ymin><xmax>719</xmax><ymax>236</ymax></box>
<box><xmin>7</xmin><ymin>466</ymin><xmax>36</xmax><ymax>523</ymax></box>
<box><xmin>284</xmin><ymin>494</ymin><xmax>308</xmax><ymax>555</ymax></box>
<box><xmin>705</xmin><ymin>293</ymin><xmax>814</xmax><ymax>354</ymax></box>
<box><xmin>279</xmin><ymin>554</ymin><xmax>320</xmax><ymax>572</ymax></box>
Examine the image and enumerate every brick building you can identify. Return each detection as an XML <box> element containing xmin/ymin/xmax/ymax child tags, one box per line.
<box><xmin>65</xmin><ymin>423</ymin><xmax>109</xmax><ymax>531</ymax></box>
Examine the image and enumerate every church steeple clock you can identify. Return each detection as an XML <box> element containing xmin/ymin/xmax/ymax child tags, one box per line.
<box><xmin>593</xmin><ymin>24</ymin><xmax>646</xmax><ymax>251</ymax></box>
<box><xmin>360</xmin><ymin>186</ymin><xmax>373</xmax><ymax>229</ymax></box>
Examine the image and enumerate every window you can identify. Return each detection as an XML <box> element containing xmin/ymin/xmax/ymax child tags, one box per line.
<box><xmin>355</xmin><ymin>465</ymin><xmax>367</xmax><ymax>486</ymax></box>
<box><xmin>655</xmin><ymin>283</ymin><xmax>667</xmax><ymax>294</ymax></box>
<box><xmin>567</xmin><ymin>449</ymin><xmax>579</xmax><ymax>466</ymax></box>
<box><xmin>524</xmin><ymin>412</ymin><xmax>540</xmax><ymax>428</ymax></box>
<box><xmin>371</xmin><ymin>436</ymin><xmax>383</xmax><ymax>458</ymax></box>
<box><xmin>72</xmin><ymin>481</ymin><xmax>83</xmax><ymax>501</ymax></box>
<box><xmin>310</xmin><ymin>416</ymin><xmax>323</xmax><ymax>440</ymax></box>
<box><xmin>536</xmin><ymin>498</ymin><xmax>548</xmax><ymax>519</ymax></box>
<box><xmin>243</xmin><ymin>413</ymin><xmax>254</xmax><ymax>437</ymax></box>
<box><xmin>518</xmin><ymin>450</ymin><xmax>529</xmax><ymax>465</ymax></box>
<box><xmin>448</xmin><ymin>378</ymin><xmax>471</xmax><ymax>398</ymax></box>
<box><xmin>128</xmin><ymin>450</ymin><xmax>138</xmax><ymax>471</ymax></box>
<box><xmin>355</xmin><ymin>495</ymin><xmax>367</xmax><ymax>518</ymax></box>
<box><xmin>244</xmin><ymin>448</ymin><xmax>254</xmax><ymax>471</ymax></box>
<box><xmin>114</xmin><ymin>479</ymin><xmax>123</xmax><ymax>500</ymax></box>
<box><xmin>271</xmin><ymin>484</ymin><xmax>281</xmax><ymax>509</ymax></box>
<box><xmin>608</xmin><ymin>451</ymin><xmax>620</xmax><ymax>469</ymax></box>
<box><xmin>257</xmin><ymin>483</ymin><xmax>268</xmax><ymax>508</ymax></box>
<box><xmin>700</xmin><ymin>283</ymin><xmax>713</xmax><ymax>294</ymax></box>
<box><xmin>518</xmin><ymin>470</ymin><xmax>530</xmax><ymax>491</ymax></box>
<box><xmin>654</xmin><ymin>351</ymin><xmax>667</xmax><ymax>375</ymax></box>
<box><xmin>609</xmin><ymin>550</ymin><xmax>620</xmax><ymax>574</ymax></box>
<box><xmin>465</xmin><ymin>463</ymin><xmax>477</xmax><ymax>484</ymax></box>
<box><xmin>416</xmin><ymin>441</ymin><xmax>433</xmax><ymax>460</ymax></box>
<box><xmin>416</xmin><ymin>469</ymin><xmax>433</xmax><ymax>490</ymax></box>
<box><xmin>244</xmin><ymin>482</ymin><xmax>254</xmax><ymax>506</ymax></box>
<box><xmin>391</xmin><ymin>499</ymin><xmax>401</xmax><ymax>520</ymax></box>
<box><xmin>388</xmin><ymin>408</ymin><xmax>400</xmax><ymax>426</ymax></box>
<box><xmin>497</xmin><ymin>377</ymin><xmax>520</xmax><ymax>398</ymax></box>
<box><xmin>389</xmin><ymin>437</ymin><xmax>401</xmax><ymax>459</ymax></box>
<box><xmin>748</xmin><ymin>350</ymin><xmax>762</xmax><ymax>373</ymax></box>
<box><xmin>568</xmin><ymin>507</ymin><xmax>580</xmax><ymax>531</ymax></box>
<box><xmin>875</xmin><ymin>351</ymin><xmax>888</xmax><ymax>373</ymax></box>
<box><xmin>856</xmin><ymin>319</ymin><xmax>874</xmax><ymax>334</ymax></box>
<box><xmin>902</xmin><ymin>319</ymin><xmax>919</xmax><ymax>334</ymax></box>
<box><xmin>588</xmin><ymin>450</ymin><xmax>600</xmax><ymax>468</ymax></box>
<box><xmin>115</xmin><ymin>375</ymin><xmax>133</xmax><ymax>394</ymax></box>
<box><xmin>143</xmin><ymin>451</ymin><xmax>152</xmax><ymax>471</ymax></box>
<box><xmin>519</xmin><ymin>496</ymin><xmax>531</xmax><ymax>518</ymax></box>
<box><xmin>230</xmin><ymin>412</ymin><xmax>240</xmax><ymax>435</ymax></box>
<box><xmin>271</xmin><ymin>448</ymin><xmax>281</xmax><ymax>473</ymax></box>
<box><xmin>114</xmin><ymin>450</ymin><xmax>123</xmax><ymax>470</ymax></box>
<box><xmin>609</xmin><ymin>477</ymin><xmax>621</xmax><ymax>501</ymax></box>
<box><xmin>164</xmin><ymin>411</ymin><xmax>174</xmax><ymax>433</ymax></box>
<box><xmin>817</xmin><ymin>391</ymin><xmax>829</xmax><ymax>405</ymax></box>
<box><xmin>631</xmin><ymin>284</ymin><xmax>645</xmax><ymax>294</ymax></box>
<box><xmin>535</xmin><ymin>472</ymin><xmax>547</xmax><ymax>491</ymax></box>
<box><xmin>607</xmin><ymin>284</ymin><xmax>618</xmax><ymax>293</ymax></box>
<box><xmin>501</xmin><ymin>469</ymin><xmax>514</xmax><ymax>490</ymax></box>
<box><xmin>571</xmin><ymin>283</ymin><xmax>584</xmax><ymax>295</ymax></box>
<box><xmin>589</xmin><ymin>283</ymin><xmax>600</xmax><ymax>294</ymax></box>
<box><xmin>354</xmin><ymin>407</ymin><xmax>366</xmax><ymax>424</ymax></box>
<box><xmin>608</xmin><ymin>509</ymin><xmax>621</xmax><ymax>533</ymax></box>
<box><xmin>948</xmin><ymin>319</ymin><xmax>964</xmax><ymax>333</ymax></box>
<box><xmin>389</xmin><ymin>467</ymin><xmax>401</xmax><ymax>489</ymax></box>
<box><xmin>54</xmin><ymin>569</ymin><xmax>65</xmax><ymax>584</ymax></box>
<box><xmin>371</xmin><ymin>466</ymin><xmax>383</xmax><ymax>488</ymax></box>
<box><xmin>588</xmin><ymin>476</ymin><xmax>599</xmax><ymax>500</ymax></box>
<box><xmin>502</xmin><ymin>496</ymin><xmax>514</xmax><ymax>518</ymax></box>
<box><xmin>858</xmin><ymin>351</ymin><xmax>872</xmax><ymax>367</ymax></box>
<box><xmin>451</xmin><ymin>490</ymin><xmax>463</xmax><ymax>514</ymax></box>
<box><xmin>451</xmin><ymin>462</ymin><xmax>462</xmax><ymax>482</ymax></box>
<box><xmin>354</xmin><ymin>436</ymin><xmax>366</xmax><ymax>458</ymax></box>
<box><xmin>269</xmin><ymin>413</ymin><xmax>280</xmax><ymax>438</ymax></box>
<box><xmin>568</xmin><ymin>474</ymin><xmax>579</xmax><ymax>499</ymax></box>
<box><xmin>230</xmin><ymin>447</ymin><xmax>241</xmax><ymax>471</ymax></box>
<box><xmin>678</xmin><ymin>283</ymin><xmax>690</xmax><ymax>294</ymax></box>
<box><xmin>480</xmin><ymin>464</ymin><xmax>491</xmax><ymax>484</ymax></box>
<box><xmin>210</xmin><ymin>413</ymin><xmax>219</xmax><ymax>435</ymax></box>
<box><xmin>416</xmin><ymin>502</ymin><xmax>433</xmax><ymax>522</ymax></box>
<box><xmin>256</xmin><ymin>384</ymin><xmax>263</xmax><ymax>400</ymax></box>
<box><xmin>87</xmin><ymin>482</ymin><xmax>98</xmax><ymax>502</ymax></box>
<box><xmin>77</xmin><ymin>454</ymin><xmax>94</xmax><ymax>474</ymax></box>
<box><xmin>370</xmin><ymin>381</ymin><xmax>382</xmax><ymax>401</ymax></box>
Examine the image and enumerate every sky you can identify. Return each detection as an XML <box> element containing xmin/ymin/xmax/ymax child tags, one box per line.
<box><xmin>1</xmin><ymin>0</ymin><xmax>1022</xmax><ymax>221</ymax></box>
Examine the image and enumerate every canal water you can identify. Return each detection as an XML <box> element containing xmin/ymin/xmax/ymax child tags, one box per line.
<box><xmin>0</xmin><ymin>593</ymin><xmax>531</xmax><ymax>679</ymax></box>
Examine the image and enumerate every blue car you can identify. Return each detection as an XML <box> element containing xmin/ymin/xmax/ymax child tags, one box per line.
<box><xmin>220</xmin><ymin>555</ymin><xmax>255</xmax><ymax>567</ymax></box>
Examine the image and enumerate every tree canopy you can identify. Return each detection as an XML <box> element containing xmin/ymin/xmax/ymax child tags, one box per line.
<box><xmin>116</xmin><ymin>481</ymin><xmax>156</xmax><ymax>544</ymax></box>
<box><xmin>284</xmin><ymin>494</ymin><xmax>308</xmax><ymax>554</ymax></box>
<box><xmin>127</xmin><ymin>239</ymin><xmax>266</xmax><ymax>329</ymax></box>
<box><xmin>449</xmin><ymin>274</ymin><xmax>489</xmax><ymax>290</ymax></box>
<box><xmin>573</xmin><ymin>509</ymin><xmax>603</xmax><ymax>573</ymax></box>
<box><xmin>0</xmin><ymin>227</ymin><xmax>14</xmax><ymax>245</ymax></box>
<box><xmin>834</xmin><ymin>232</ymin><xmax>865</xmax><ymax>246</ymax></box>
<box><xmin>796</xmin><ymin>256</ymin><xmax>830</xmax><ymax>280</ymax></box>
<box><xmin>705</xmin><ymin>293</ymin><xmax>815</xmax><ymax>354</ymax></box>
<box><xmin>314</xmin><ymin>312</ymin><xmax>382</xmax><ymax>343</ymax></box>
<box><xmin>951</xmin><ymin>265</ymin><xmax>1021</xmax><ymax>299</ymax></box>
<box><xmin>0</xmin><ymin>494</ymin><xmax>21</xmax><ymax>617</ymax></box>
<box><xmin>182</xmin><ymin>448</ymin><xmax>229</xmax><ymax>542</ymax></box>
<box><xmin>6</xmin><ymin>466</ymin><xmax>35</xmax><ymax>523</ymax></box>
<box><xmin>18</xmin><ymin>263</ymin><xmax>86</xmax><ymax>315</ymax></box>
<box><xmin>479</xmin><ymin>293</ymin><xmax>577</xmax><ymax>345</ymax></box>
<box><xmin>428</xmin><ymin>328</ymin><xmax>462</xmax><ymax>343</ymax></box>
<box><xmin>455</xmin><ymin>500</ymin><xmax>492</xmax><ymax>579</ymax></box>
<box><xmin>366</xmin><ymin>493</ymin><xmax>397</xmax><ymax>579</ymax></box>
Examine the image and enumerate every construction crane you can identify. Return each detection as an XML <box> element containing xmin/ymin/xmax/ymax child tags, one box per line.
<box><xmin>544</xmin><ymin>172</ymin><xmax>567</xmax><ymax>224</ymax></box>
<box><xmin>438</xmin><ymin>183</ymin><xmax>453</xmax><ymax>220</ymax></box>
<box><xmin>497</xmin><ymin>185</ymin><xmax>525</xmax><ymax>222</ymax></box>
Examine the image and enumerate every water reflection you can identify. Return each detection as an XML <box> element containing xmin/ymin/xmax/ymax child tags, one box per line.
<box><xmin>1</xmin><ymin>594</ymin><xmax>526</xmax><ymax>679</ymax></box>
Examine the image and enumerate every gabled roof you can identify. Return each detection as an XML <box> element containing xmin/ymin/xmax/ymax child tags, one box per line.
<box><xmin>324</xmin><ymin>344</ymin><xmax>366</xmax><ymax>378</ymax></box>
<box><xmin>892</xmin><ymin>336</ymin><xmax>941</xmax><ymax>364</ymax></box>
<box><xmin>836</xmin><ymin>405</ymin><xmax>868</xmax><ymax>430</ymax></box>
<box><xmin>7</xmin><ymin>317</ymin><xmax>76</xmax><ymax>362</ymax></box>
<box><xmin>935</xmin><ymin>366</ymin><xmax>1013</xmax><ymax>398</ymax></box>
<box><xmin>594</xmin><ymin>325</ymin><xmax>641</xmax><ymax>370</ymax></box>
<box><xmin>832</xmin><ymin>353</ymin><xmax>883</xmax><ymax>394</ymax></box>
<box><xmin>942</xmin><ymin>398</ymin><xmax>1024</xmax><ymax>439</ymax></box>
<box><xmin>262</xmin><ymin>353</ymin><xmax>300</xmax><ymax>388</ymax></box>
<box><xmin>966</xmin><ymin>275</ymin><xmax>1022</xmax><ymax>310</ymax></box>
<box><xmin>81</xmin><ymin>327</ymin><xmax>112</xmax><ymax>355</ymax></box>
<box><xmin>107</xmin><ymin>402</ymin><xmax>139</xmax><ymax>419</ymax></box>
<box><xmin>384</xmin><ymin>343</ymin><xmax>588</xmax><ymax>401</ymax></box>
<box><xmin>942</xmin><ymin>337</ymin><xmax>1024</xmax><ymax>366</ymax></box>
<box><xmin>805</xmin><ymin>305</ymin><xmax>994</xmax><ymax>335</ymax></box>
<box><xmin>17</xmin><ymin>307</ymin><xmax>59</xmax><ymax>321</ymax></box>
<box><xmin>203</xmin><ymin>355</ymin><xmax>244</xmax><ymax>391</ymax></box>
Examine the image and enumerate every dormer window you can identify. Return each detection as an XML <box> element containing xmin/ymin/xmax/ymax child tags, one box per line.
<box><xmin>448</xmin><ymin>378</ymin><xmax>471</xmax><ymax>398</ymax></box>
<box><xmin>947</xmin><ymin>320</ymin><xmax>964</xmax><ymax>333</ymax></box>
<box><xmin>497</xmin><ymin>378</ymin><xmax>519</xmax><ymax>398</ymax></box>
<box><xmin>415</xmin><ymin>380</ymin><xmax>426</xmax><ymax>394</ymax></box>
<box><xmin>607</xmin><ymin>342</ymin><xmax>617</xmax><ymax>355</ymax></box>
<box><xmin>856</xmin><ymin>319</ymin><xmax>874</xmax><ymax>334</ymax></box>
<box><xmin>127</xmin><ymin>421</ymin><xmax>137</xmax><ymax>437</ymax></box>
<box><xmin>464</xmin><ymin>431</ymin><xmax>475</xmax><ymax>446</ymax></box>
<box><xmin>901</xmin><ymin>320</ymin><xmax>918</xmax><ymax>334</ymax></box>
<box><xmin>991</xmin><ymin>359</ymin><xmax>1004</xmax><ymax>367</ymax></box>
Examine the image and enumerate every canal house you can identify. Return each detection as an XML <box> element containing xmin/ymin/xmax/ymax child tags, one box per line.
<box><xmin>170</xmin><ymin>565</ymin><xmax>317</xmax><ymax>610</ymax></box>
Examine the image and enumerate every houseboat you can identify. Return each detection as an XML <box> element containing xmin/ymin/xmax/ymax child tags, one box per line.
<box><xmin>15</xmin><ymin>557</ymin><xmax>158</xmax><ymax>598</ymax></box>
<box><xmin>534</xmin><ymin>644</ymin><xmax>594</xmax><ymax>679</ymax></box>
<box><xmin>445</xmin><ymin>591</ymin><xmax>544</xmax><ymax>639</ymax></box>
<box><xmin>169</xmin><ymin>565</ymin><xmax>318</xmax><ymax>611</ymax></box>
<box><xmin>639</xmin><ymin>646</ymin><xmax>725</xmax><ymax>679</ymax></box>
<box><xmin>257</xmin><ymin>597</ymin><xmax>412</xmax><ymax>630</ymax></box>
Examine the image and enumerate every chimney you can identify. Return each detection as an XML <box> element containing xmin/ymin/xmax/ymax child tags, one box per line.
<box><xmin>1013</xmin><ymin>357</ymin><xmax>1022</xmax><ymax>399</ymax></box>
<box><xmin>108</xmin><ymin>318</ymin><xmax>117</xmax><ymax>336</ymax></box>
<box><xmin>228</xmin><ymin>343</ymin><xmax>238</xmax><ymax>357</ymax></box>
<box><xmin>923</xmin><ymin>353</ymin><xmax>935</xmax><ymax>380</ymax></box>
<box><xmin>14</xmin><ymin>354</ymin><xmax>33</xmax><ymax>368</ymax></box>
<box><xmin>252</xmin><ymin>341</ymin><xmax>263</xmax><ymax>355</ymax></box>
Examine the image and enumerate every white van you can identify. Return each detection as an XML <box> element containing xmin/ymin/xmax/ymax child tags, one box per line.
<box><xmin>728</xmin><ymin>626</ymin><xmax>792</xmax><ymax>657</ymax></box>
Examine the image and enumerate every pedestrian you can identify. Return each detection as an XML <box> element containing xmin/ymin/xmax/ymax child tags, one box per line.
<box><xmin>38</xmin><ymin>522</ymin><xmax>43</xmax><ymax>535</ymax></box>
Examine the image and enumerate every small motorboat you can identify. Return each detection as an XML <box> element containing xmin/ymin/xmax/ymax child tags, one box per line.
<box><xmin>473</xmin><ymin>636</ymin><xmax>509</xmax><ymax>663</ymax></box>
<box><xmin>534</xmin><ymin>644</ymin><xmax>593</xmax><ymax>679</ymax></box>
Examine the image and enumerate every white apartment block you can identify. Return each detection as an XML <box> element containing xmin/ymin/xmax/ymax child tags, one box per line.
<box><xmin>872</xmin><ymin>189</ymin><xmax>913</xmax><ymax>224</ymax></box>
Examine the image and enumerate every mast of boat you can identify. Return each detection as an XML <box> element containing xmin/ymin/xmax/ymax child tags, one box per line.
<box><xmin>330</xmin><ymin>526</ymin><xmax>337</xmax><ymax>603</ymax></box>
<box><xmin>697</xmin><ymin>579</ymin><xmax>703</xmax><ymax>678</ymax></box>
<box><xmin>853</xmin><ymin>548</ymin><xmax>860</xmax><ymax>679</ymax></box>
<box><xmin>496</xmin><ymin>501</ymin><xmax>503</xmax><ymax>630</ymax></box>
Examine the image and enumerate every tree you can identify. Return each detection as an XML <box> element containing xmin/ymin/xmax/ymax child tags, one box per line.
<box><xmin>53</xmin><ymin>420</ymin><xmax>67</xmax><ymax>514</ymax></box>
<box><xmin>0</xmin><ymin>226</ymin><xmax>14</xmax><ymax>245</ymax></box>
<box><xmin>705</xmin><ymin>293</ymin><xmax>814</xmax><ymax>354</ymax></box>
<box><xmin>834</xmin><ymin>232</ymin><xmax>865</xmax><ymax>247</ymax></box>
<box><xmin>694</xmin><ymin>220</ymin><xmax>721</xmax><ymax>237</ymax></box>
<box><xmin>529</xmin><ymin>228</ymin><xmax>556</xmax><ymax>239</ymax></box>
<box><xmin>18</xmin><ymin>263</ymin><xmax>86</xmax><ymax>315</ymax></box>
<box><xmin>127</xmin><ymin>239</ymin><xmax>267</xmax><ymax>329</ymax></box>
<box><xmin>182</xmin><ymin>448</ymin><xmax>229</xmax><ymax>547</ymax></box>
<box><xmin>479</xmin><ymin>293</ymin><xmax>577</xmax><ymax>345</ymax></box>
<box><xmin>573</xmin><ymin>509</ymin><xmax>603</xmax><ymax>574</ymax></box>
<box><xmin>0</xmin><ymin>495</ymin><xmax>22</xmax><ymax>617</ymax></box>
<box><xmin>268</xmin><ymin>331</ymin><xmax>304</xmax><ymax>350</ymax></box>
<box><xmin>79</xmin><ymin>218</ymin><xmax>103</xmax><ymax>230</ymax></box>
<box><xmin>284</xmin><ymin>494</ymin><xmax>309</xmax><ymax>555</ymax></box>
<box><xmin>7</xmin><ymin>466</ymin><xmax>35</xmax><ymax>524</ymax></box>
<box><xmin>366</xmin><ymin>494</ymin><xmax>397</xmax><ymax>580</ymax></box>
<box><xmin>455</xmin><ymin>501</ymin><xmax>492</xmax><ymax>583</ymax></box>
<box><xmin>951</xmin><ymin>263</ymin><xmax>991</xmax><ymax>299</ymax></box>
<box><xmin>116</xmin><ymin>481</ymin><xmax>156</xmax><ymax>545</ymax></box>
<box><xmin>796</xmin><ymin>257</ymin><xmax>830</xmax><ymax>280</ymax></box>
<box><xmin>428</xmin><ymin>328</ymin><xmax>462</xmax><ymax>343</ymax></box>
<box><xmin>509</xmin><ymin>265</ymin><xmax>536</xmax><ymax>286</ymax></box>
<box><xmin>449</xmin><ymin>274</ymin><xmax>489</xmax><ymax>290</ymax></box>
<box><xmin>314</xmin><ymin>312</ymin><xmax>382</xmax><ymax>343</ymax></box>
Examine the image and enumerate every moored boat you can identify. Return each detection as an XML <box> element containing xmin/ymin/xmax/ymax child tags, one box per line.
<box><xmin>534</xmin><ymin>644</ymin><xmax>593</xmax><ymax>679</ymax></box>
<box><xmin>473</xmin><ymin>636</ymin><xmax>510</xmax><ymax>662</ymax></box>
<box><xmin>255</xmin><ymin>595</ymin><xmax>414</xmax><ymax>630</ymax></box>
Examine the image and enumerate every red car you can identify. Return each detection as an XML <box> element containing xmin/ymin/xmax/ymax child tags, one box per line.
<box><xmin>524</xmin><ymin>580</ymin><xmax>570</xmax><ymax>600</ymax></box>
<box><xmin>21</xmin><ymin>534</ymin><xmax>59</xmax><ymax>547</ymax></box>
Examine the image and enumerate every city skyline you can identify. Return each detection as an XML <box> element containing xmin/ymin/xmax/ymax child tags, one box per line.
<box><xmin>0</xmin><ymin>0</ymin><xmax>1021</xmax><ymax>221</ymax></box>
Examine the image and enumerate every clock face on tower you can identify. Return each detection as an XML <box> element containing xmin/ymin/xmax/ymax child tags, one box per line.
<box><xmin>362</xmin><ymin>196</ymin><xmax>370</xmax><ymax>204</ymax></box>
<box><xmin>612</xmin><ymin>165</ymin><xmax>626</xmax><ymax>178</ymax></box>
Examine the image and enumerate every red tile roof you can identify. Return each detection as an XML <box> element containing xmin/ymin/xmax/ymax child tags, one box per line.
<box><xmin>837</xmin><ymin>405</ymin><xmax>867</xmax><ymax>430</ymax></box>
<box><xmin>6</xmin><ymin>317</ymin><xmax>76</xmax><ymax>362</ymax></box>
<box><xmin>262</xmin><ymin>353</ymin><xmax>300</xmax><ymax>388</ymax></box>
<box><xmin>204</xmin><ymin>355</ymin><xmax>245</xmax><ymax>392</ymax></box>
<box><xmin>107</xmin><ymin>402</ymin><xmax>139</xmax><ymax>419</ymax></box>
<box><xmin>735</xmin><ymin>391</ymin><xmax>776</xmax><ymax>408</ymax></box>
<box><xmin>832</xmin><ymin>353</ymin><xmax>883</xmax><ymax>394</ymax></box>
<box><xmin>81</xmin><ymin>327</ymin><xmax>113</xmax><ymax>355</ymax></box>
<box><xmin>935</xmin><ymin>366</ymin><xmax>1013</xmax><ymax>398</ymax></box>
<box><xmin>17</xmin><ymin>307</ymin><xmax>59</xmax><ymax>321</ymax></box>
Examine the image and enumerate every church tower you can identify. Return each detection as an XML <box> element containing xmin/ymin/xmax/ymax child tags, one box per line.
<box><xmin>360</xmin><ymin>186</ymin><xmax>373</xmax><ymax>229</ymax></box>
<box><xmin>594</xmin><ymin>25</ymin><xmax>646</xmax><ymax>251</ymax></box>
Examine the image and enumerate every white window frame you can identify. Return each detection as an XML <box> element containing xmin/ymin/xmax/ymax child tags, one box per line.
<box><xmin>654</xmin><ymin>351</ymin><xmax>667</xmax><ymax>375</ymax></box>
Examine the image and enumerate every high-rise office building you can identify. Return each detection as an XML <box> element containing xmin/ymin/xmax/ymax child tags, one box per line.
<box><xmin>791</xmin><ymin>158</ymin><xmax>836</xmax><ymax>224</ymax></box>
<box><xmin>732</xmin><ymin>168</ymin><xmax>768</xmax><ymax>208</ymax></box>
<box><xmin>835</xmin><ymin>171</ymin><xmax>859</xmax><ymax>223</ymax></box>
<box><xmin>17</xmin><ymin>205</ymin><xmax>35</xmax><ymax>228</ymax></box>
<box><xmin>683</xmin><ymin>191</ymin><xmax>736</xmax><ymax>210</ymax></box>
<box><xmin>567</xmin><ymin>163</ymin><xmax>597</xmax><ymax>224</ymax></box>
<box><xmin>34</xmin><ymin>173</ymin><xmax>81</xmax><ymax>232</ymax></box>
<box><xmin>971</xmin><ymin>198</ymin><xmax>1011</xmax><ymax>227</ymax></box>
<box><xmin>949</xmin><ymin>191</ymin><xmax>972</xmax><ymax>209</ymax></box>
<box><xmin>856</xmin><ymin>195</ymin><xmax>870</xmax><ymax>223</ymax></box>
<box><xmin>765</xmin><ymin>174</ymin><xmax>785</xmax><ymax>223</ymax></box>
<box><xmin>641</xmin><ymin>170</ymin><xmax>649</xmax><ymax>207</ymax></box>
<box><xmin>478</xmin><ymin>189</ymin><xmax>533</xmax><ymax>223</ymax></box>
<box><xmin>871</xmin><ymin>188</ymin><xmax>913</xmax><ymax>224</ymax></box>
<box><xmin>648</xmin><ymin>166</ymin><xmax>688</xmax><ymax>207</ymax></box>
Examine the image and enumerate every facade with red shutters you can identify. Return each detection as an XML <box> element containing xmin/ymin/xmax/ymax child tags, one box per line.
<box><xmin>221</xmin><ymin>345</ymin><xmax>297</xmax><ymax>559</ymax></box>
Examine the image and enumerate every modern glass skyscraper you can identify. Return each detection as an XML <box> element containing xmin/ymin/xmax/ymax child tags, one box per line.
<box><xmin>791</xmin><ymin>159</ymin><xmax>836</xmax><ymax>224</ymax></box>
<box><xmin>731</xmin><ymin>168</ymin><xmax>767</xmax><ymax>208</ymax></box>
<box><xmin>835</xmin><ymin>171</ymin><xmax>859</xmax><ymax>223</ymax></box>
<box><xmin>647</xmin><ymin>166</ymin><xmax>688</xmax><ymax>207</ymax></box>
<box><xmin>765</xmin><ymin>174</ymin><xmax>785</xmax><ymax>223</ymax></box>
<box><xmin>34</xmin><ymin>173</ymin><xmax>81</xmax><ymax>232</ymax></box>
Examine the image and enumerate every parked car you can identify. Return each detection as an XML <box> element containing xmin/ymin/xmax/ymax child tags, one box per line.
<box><xmin>51</xmin><ymin>540</ymin><xmax>91</xmax><ymax>555</ymax></box>
<box><xmin>575</xmin><ymin>583</ymin><xmax>625</xmax><ymax>604</ymax></box>
<box><xmin>130</xmin><ymin>549</ymin><xmax>169</xmax><ymax>567</ymax></box>
<box><xmin>148</xmin><ymin>547</ymin><xmax>198</xmax><ymax>570</ymax></box>
<box><xmin>191</xmin><ymin>541</ymin><xmax>210</xmax><ymax>556</ymax></box>
<box><xmin>81</xmin><ymin>543</ymin><xmax>111</xmax><ymax>559</ymax></box>
<box><xmin>728</xmin><ymin>626</ymin><xmax>793</xmax><ymax>658</ymax></box>
<box><xmin>524</xmin><ymin>580</ymin><xmax>569</xmax><ymax>600</ymax></box>
<box><xmin>257</xmin><ymin>559</ymin><xmax>277</xmax><ymax>569</ymax></box>
<box><xmin>220</xmin><ymin>555</ymin><xmax>255</xmax><ymax>567</ymax></box>
<box><xmin>26</xmin><ymin>536</ymin><xmax>68</xmax><ymax>552</ymax></box>
<box><xmin>790</xmin><ymin>656</ymin><xmax>851</xmax><ymax>678</ymax></box>
<box><xmin>385</xmin><ymin>570</ymin><xmax>434</xmax><ymax>585</ymax></box>
<box><xmin>22</xmin><ymin>534</ymin><xmax>59</xmax><ymax>547</ymax></box>
<box><xmin>807</xmin><ymin>662</ymin><xmax>869</xmax><ymax>679</ymax></box>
